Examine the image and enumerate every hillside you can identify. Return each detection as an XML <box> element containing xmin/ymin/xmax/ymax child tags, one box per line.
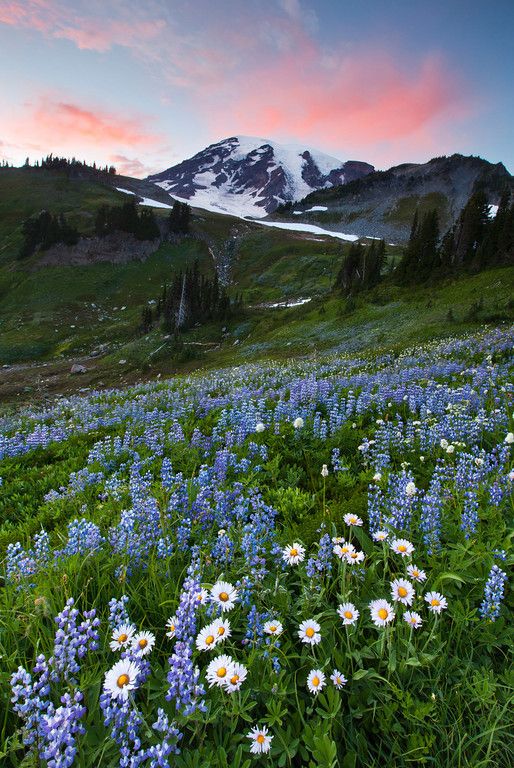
<box><xmin>271</xmin><ymin>154</ymin><xmax>514</xmax><ymax>242</ymax></box>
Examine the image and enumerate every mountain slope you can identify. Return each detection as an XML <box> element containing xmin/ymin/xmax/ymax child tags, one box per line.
<box><xmin>146</xmin><ymin>136</ymin><xmax>374</xmax><ymax>218</ymax></box>
<box><xmin>276</xmin><ymin>153</ymin><xmax>514</xmax><ymax>242</ymax></box>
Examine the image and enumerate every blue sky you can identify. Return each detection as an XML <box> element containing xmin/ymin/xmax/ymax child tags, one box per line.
<box><xmin>1</xmin><ymin>0</ymin><xmax>512</xmax><ymax>175</ymax></box>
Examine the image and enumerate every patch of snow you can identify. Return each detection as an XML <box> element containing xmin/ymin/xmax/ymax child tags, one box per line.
<box><xmin>138</xmin><ymin>196</ymin><xmax>173</xmax><ymax>209</ymax></box>
<box><xmin>115</xmin><ymin>187</ymin><xmax>136</xmax><ymax>195</ymax></box>
<box><xmin>305</xmin><ymin>205</ymin><xmax>328</xmax><ymax>212</ymax></box>
<box><xmin>488</xmin><ymin>204</ymin><xmax>499</xmax><ymax>218</ymax></box>
<box><xmin>268</xmin><ymin>297</ymin><xmax>312</xmax><ymax>308</ymax></box>
<box><xmin>248</xmin><ymin>219</ymin><xmax>359</xmax><ymax>242</ymax></box>
<box><xmin>293</xmin><ymin>210</ymin><xmax>303</xmax><ymax>215</ymax></box>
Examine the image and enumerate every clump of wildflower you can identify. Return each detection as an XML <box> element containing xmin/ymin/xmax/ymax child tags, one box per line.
<box><xmin>479</xmin><ymin>564</ymin><xmax>507</xmax><ymax>621</ymax></box>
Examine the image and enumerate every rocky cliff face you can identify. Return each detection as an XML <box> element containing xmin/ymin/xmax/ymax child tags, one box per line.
<box><xmin>146</xmin><ymin>136</ymin><xmax>374</xmax><ymax>218</ymax></box>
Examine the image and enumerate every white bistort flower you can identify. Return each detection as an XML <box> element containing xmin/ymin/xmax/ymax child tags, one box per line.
<box><xmin>104</xmin><ymin>659</ymin><xmax>141</xmax><ymax>701</ymax></box>
<box><xmin>246</xmin><ymin>725</ymin><xmax>273</xmax><ymax>754</ymax></box>
<box><xmin>282</xmin><ymin>542</ymin><xmax>305</xmax><ymax>565</ymax></box>
<box><xmin>390</xmin><ymin>538</ymin><xmax>415</xmax><ymax>557</ymax></box>
<box><xmin>298</xmin><ymin>619</ymin><xmax>321</xmax><ymax>645</ymax></box>
<box><xmin>321</xmin><ymin>464</ymin><xmax>329</xmax><ymax>477</ymax></box>
<box><xmin>505</xmin><ymin>432</ymin><xmax>514</xmax><ymax>444</ymax></box>
<box><xmin>373</xmin><ymin>472</ymin><xmax>382</xmax><ymax>482</ymax></box>
<box><xmin>293</xmin><ymin>417</ymin><xmax>304</xmax><ymax>429</ymax></box>
<box><xmin>211</xmin><ymin>581</ymin><xmax>238</xmax><ymax>612</ymax></box>
<box><xmin>390</xmin><ymin>578</ymin><xmax>415</xmax><ymax>606</ymax></box>
<box><xmin>344</xmin><ymin>513</ymin><xmax>363</xmax><ymax>526</ymax></box>
<box><xmin>110</xmin><ymin>625</ymin><xmax>136</xmax><ymax>652</ymax></box>
<box><xmin>369</xmin><ymin>599</ymin><xmax>395</xmax><ymax>627</ymax></box>
<box><xmin>337</xmin><ymin>602</ymin><xmax>359</xmax><ymax>625</ymax></box>
<box><xmin>132</xmin><ymin>631</ymin><xmax>155</xmax><ymax>656</ymax></box>
<box><xmin>404</xmin><ymin>611</ymin><xmax>423</xmax><ymax>629</ymax></box>
<box><xmin>263</xmin><ymin>620</ymin><xmax>283</xmax><ymax>636</ymax></box>
<box><xmin>425</xmin><ymin>591</ymin><xmax>448</xmax><ymax>613</ymax></box>
<box><xmin>255</xmin><ymin>422</ymin><xmax>265</xmax><ymax>433</ymax></box>
<box><xmin>205</xmin><ymin>654</ymin><xmax>236</xmax><ymax>688</ymax></box>
<box><xmin>407</xmin><ymin>564</ymin><xmax>427</xmax><ymax>583</ymax></box>
<box><xmin>405</xmin><ymin>481</ymin><xmax>417</xmax><ymax>497</ymax></box>
<box><xmin>307</xmin><ymin>669</ymin><xmax>326</xmax><ymax>695</ymax></box>
<box><xmin>331</xmin><ymin>670</ymin><xmax>347</xmax><ymax>689</ymax></box>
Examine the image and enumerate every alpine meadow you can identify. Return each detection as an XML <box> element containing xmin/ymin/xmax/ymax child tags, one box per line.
<box><xmin>0</xmin><ymin>2</ymin><xmax>513</xmax><ymax>768</ymax></box>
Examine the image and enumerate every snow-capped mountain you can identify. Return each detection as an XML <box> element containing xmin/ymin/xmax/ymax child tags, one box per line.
<box><xmin>146</xmin><ymin>136</ymin><xmax>374</xmax><ymax>218</ymax></box>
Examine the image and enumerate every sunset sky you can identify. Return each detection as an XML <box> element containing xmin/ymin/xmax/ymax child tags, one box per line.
<box><xmin>1</xmin><ymin>0</ymin><xmax>513</xmax><ymax>176</ymax></box>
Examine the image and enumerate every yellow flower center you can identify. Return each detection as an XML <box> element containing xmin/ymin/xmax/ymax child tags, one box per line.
<box><xmin>138</xmin><ymin>638</ymin><xmax>148</xmax><ymax>648</ymax></box>
<box><xmin>216</xmin><ymin>667</ymin><xmax>227</xmax><ymax>678</ymax></box>
<box><xmin>306</xmin><ymin>627</ymin><xmax>315</xmax><ymax>638</ymax></box>
<box><xmin>206</xmin><ymin>635</ymin><xmax>215</xmax><ymax>645</ymax></box>
<box><xmin>270</xmin><ymin>625</ymin><xmax>277</xmax><ymax>632</ymax></box>
<box><xmin>342</xmin><ymin>546</ymin><xmax>350</xmax><ymax>553</ymax></box>
<box><xmin>168</xmin><ymin>624</ymin><xmax>175</xmax><ymax>633</ymax></box>
<box><xmin>344</xmin><ymin>611</ymin><xmax>353</xmax><ymax>619</ymax></box>
<box><xmin>217</xmin><ymin>627</ymin><xmax>225</xmax><ymax>636</ymax></box>
<box><xmin>412</xmin><ymin>570</ymin><xmax>419</xmax><ymax>577</ymax></box>
<box><xmin>117</xmin><ymin>674</ymin><xmax>130</xmax><ymax>688</ymax></box>
<box><xmin>378</xmin><ymin>608</ymin><xmax>389</xmax><ymax>620</ymax></box>
<box><xmin>312</xmin><ymin>676</ymin><xmax>320</xmax><ymax>687</ymax></box>
<box><xmin>431</xmin><ymin>598</ymin><xmax>440</xmax><ymax>607</ymax></box>
<box><xmin>290</xmin><ymin>548</ymin><xmax>298</xmax><ymax>557</ymax></box>
<box><xmin>117</xmin><ymin>633</ymin><xmax>128</xmax><ymax>643</ymax></box>
<box><xmin>398</xmin><ymin>587</ymin><xmax>408</xmax><ymax>597</ymax></box>
<box><xmin>256</xmin><ymin>734</ymin><xmax>265</xmax><ymax>744</ymax></box>
<box><xmin>219</xmin><ymin>592</ymin><xmax>229</xmax><ymax>602</ymax></box>
<box><xmin>398</xmin><ymin>545</ymin><xmax>407</xmax><ymax>552</ymax></box>
<box><xmin>349</xmin><ymin>517</ymin><xmax>356</xmax><ymax>523</ymax></box>
<box><xmin>230</xmin><ymin>675</ymin><xmax>239</xmax><ymax>685</ymax></box>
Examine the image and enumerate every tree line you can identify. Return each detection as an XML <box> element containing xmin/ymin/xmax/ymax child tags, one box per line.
<box><xmin>1</xmin><ymin>155</ymin><xmax>117</xmax><ymax>175</ymax></box>
<box><xmin>94</xmin><ymin>201</ymin><xmax>160</xmax><ymax>241</ymax></box>
<box><xmin>333</xmin><ymin>188</ymin><xmax>514</xmax><ymax>294</ymax></box>
<box><xmin>396</xmin><ymin>189</ymin><xmax>514</xmax><ymax>284</ymax></box>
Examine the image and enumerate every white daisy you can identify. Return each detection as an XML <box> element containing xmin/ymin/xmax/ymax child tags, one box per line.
<box><xmin>407</xmin><ymin>564</ymin><xmax>427</xmax><ymax>583</ymax></box>
<box><xmin>195</xmin><ymin>625</ymin><xmax>219</xmax><ymax>652</ymax></box>
<box><xmin>425</xmin><ymin>591</ymin><xmax>448</xmax><ymax>613</ymax></box>
<box><xmin>103</xmin><ymin>658</ymin><xmax>141</xmax><ymax>700</ymax></box>
<box><xmin>307</xmin><ymin>669</ymin><xmax>326</xmax><ymax>695</ymax></box>
<box><xmin>390</xmin><ymin>578</ymin><xmax>415</xmax><ymax>606</ymax></box>
<box><xmin>205</xmin><ymin>654</ymin><xmax>236</xmax><ymax>688</ymax></box>
<box><xmin>165</xmin><ymin>615</ymin><xmax>178</xmax><ymax>639</ymax></box>
<box><xmin>211</xmin><ymin>581</ymin><xmax>238</xmax><ymax>612</ymax></box>
<box><xmin>109</xmin><ymin>624</ymin><xmax>136</xmax><ymax>652</ymax></box>
<box><xmin>132</xmin><ymin>631</ymin><xmax>155</xmax><ymax>656</ymax></box>
<box><xmin>346</xmin><ymin>549</ymin><xmax>365</xmax><ymax>565</ymax></box>
<box><xmin>210</xmin><ymin>618</ymin><xmax>231</xmax><ymax>643</ymax></box>
<box><xmin>332</xmin><ymin>536</ymin><xmax>345</xmax><ymax>544</ymax></box>
<box><xmin>246</xmin><ymin>725</ymin><xmax>273</xmax><ymax>754</ymax></box>
<box><xmin>298</xmin><ymin>619</ymin><xmax>321</xmax><ymax>645</ymax></box>
<box><xmin>404</xmin><ymin>611</ymin><xmax>423</xmax><ymax>628</ymax></box>
<box><xmin>372</xmin><ymin>530</ymin><xmax>388</xmax><ymax>541</ymax></box>
<box><xmin>194</xmin><ymin>588</ymin><xmax>209</xmax><ymax>605</ymax></box>
<box><xmin>282</xmin><ymin>542</ymin><xmax>306</xmax><ymax>565</ymax></box>
<box><xmin>369</xmin><ymin>599</ymin><xmax>395</xmax><ymax>627</ymax></box>
<box><xmin>337</xmin><ymin>602</ymin><xmax>359</xmax><ymax>625</ymax></box>
<box><xmin>224</xmin><ymin>661</ymin><xmax>248</xmax><ymax>693</ymax></box>
<box><xmin>263</xmin><ymin>620</ymin><xmax>283</xmax><ymax>636</ymax></box>
<box><xmin>331</xmin><ymin>670</ymin><xmax>347</xmax><ymax>689</ymax></box>
<box><xmin>333</xmin><ymin>542</ymin><xmax>355</xmax><ymax>559</ymax></box>
<box><xmin>343</xmin><ymin>513</ymin><xmax>363</xmax><ymax>526</ymax></box>
<box><xmin>390</xmin><ymin>538</ymin><xmax>414</xmax><ymax>557</ymax></box>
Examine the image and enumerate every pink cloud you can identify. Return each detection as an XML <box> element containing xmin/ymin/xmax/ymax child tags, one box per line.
<box><xmin>109</xmin><ymin>154</ymin><xmax>160</xmax><ymax>178</ymax></box>
<box><xmin>0</xmin><ymin>0</ymin><xmax>165</xmax><ymax>52</ymax></box>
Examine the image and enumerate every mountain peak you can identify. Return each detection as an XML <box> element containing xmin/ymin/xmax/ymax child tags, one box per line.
<box><xmin>146</xmin><ymin>137</ymin><xmax>374</xmax><ymax>218</ymax></box>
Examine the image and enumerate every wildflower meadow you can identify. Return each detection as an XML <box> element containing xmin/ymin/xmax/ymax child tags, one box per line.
<box><xmin>0</xmin><ymin>326</ymin><xmax>513</xmax><ymax>767</ymax></box>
